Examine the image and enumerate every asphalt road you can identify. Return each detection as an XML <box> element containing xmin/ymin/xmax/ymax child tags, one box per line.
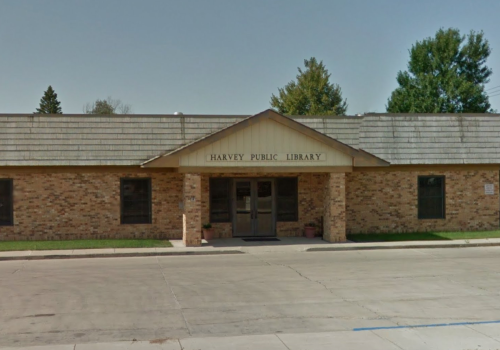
<box><xmin>2</xmin><ymin>247</ymin><xmax>500</xmax><ymax>349</ymax></box>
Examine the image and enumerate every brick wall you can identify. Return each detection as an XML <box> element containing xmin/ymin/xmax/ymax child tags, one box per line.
<box><xmin>3</xmin><ymin>168</ymin><xmax>496</xmax><ymax>241</ymax></box>
<box><xmin>182</xmin><ymin>173</ymin><xmax>202</xmax><ymax>246</ymax></box>
<box><xmin>0</xmin><ymin>170</ymin><xmax>329</xmax><ymax>241</ymax></box>
<box><xmin>323</xmin><ymin>173</ymin><xmax>346</xmax><ymax>242</ymax></box>
<box><xmin>0</xmin><ymin>171</ymin><xmax>184</xmax><ymax>241</ymax></box>
<box><xmin>346</xmin><ymin>170</ymin><xmax>500</xmax><ymax>234</ymax></box>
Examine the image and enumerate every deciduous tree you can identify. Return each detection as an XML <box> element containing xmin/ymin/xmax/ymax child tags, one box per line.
<box><xmin>84</xmin><ymin>97</ymin><xmax>132</xmax><ymax>114</ymax></box>
<box><xmin>387</xmin><ymin>28</ymin><xmax>493</xmax><ymax>113</ymax></box>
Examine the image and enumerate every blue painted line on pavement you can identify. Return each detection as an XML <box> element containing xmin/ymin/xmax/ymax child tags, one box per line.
<box><xmin>353</xmin><ymin>320</ymin><xmax>500</xmax><ymax>332</ymax></box>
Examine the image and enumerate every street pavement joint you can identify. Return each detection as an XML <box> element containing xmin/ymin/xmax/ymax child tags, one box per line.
<box><xmin>155</xmin><ymin>256</ymin><xmax>192</xmax><ymax>336</ymax></box>
<box><xmin>465</xmin><ymin>324</ymin><xmax>500</xmax><ymax>344</ymax></box>
<box><xmin>275</xmin><ymin>334</ymin><xmax>292</xmax><ymax>350</ymax></box>
<box><xmin>371</xmin><ymin>330</ymin><xmax>405</xmax><ymax>350</ymax></box>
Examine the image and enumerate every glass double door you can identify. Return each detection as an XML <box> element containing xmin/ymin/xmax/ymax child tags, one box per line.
<box><xmin>233</xmin><ymin>179</ymin><xmax>275</xmax><ymax>237</ymax></box>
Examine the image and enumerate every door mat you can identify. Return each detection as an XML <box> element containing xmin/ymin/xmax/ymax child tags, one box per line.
<box><xmin>242</xmin><ymin>238</ymin><xmax>281</xmax><ymax>242</ymax></box>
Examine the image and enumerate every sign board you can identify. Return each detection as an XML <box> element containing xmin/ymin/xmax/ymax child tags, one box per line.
<box><xmin>485</xmin><ymin>184</ymin><xmax>495</xmax><ymax>195</ymax></box>
<box><xmin>484</xmin><ymin>184</ymin><xmax>495</xmax><ymax>195</ymax></box>
<box><xmin>206</xmin><ymin>153</ymin><xmax>326</xmax><ymax>162</ymax></box>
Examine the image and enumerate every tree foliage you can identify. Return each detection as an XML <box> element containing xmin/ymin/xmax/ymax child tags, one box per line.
<box><xmin>35</xmin><ymin>85</ymin><xmax>62</xmax><ymax>114</ymax></box>
<box><xmin>84</xmin><ymin>97</ymin><xmax>132</xmax><ymax>115</ymax></box>
<box><xmin>387</xmin><ymin>28</ymin><xmax>492</xmax><ymax>113</ymax></box>
<box><xmin>270</xmin><ymin>58</ymin><xmax>347</xmax><ymax>116</ymax></box>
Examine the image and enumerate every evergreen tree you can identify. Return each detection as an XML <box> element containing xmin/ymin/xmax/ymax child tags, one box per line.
<box><xmin>387</xmin><ymin>28</ymin><xmax>492</xmax><ymax>113</ymax></box>
<box><xmin>270</xmin><ymin>58</ymin><xmax>347</xmax><ymax>116</ymax></box>
<box><xmin>35</xmin><ymin>86</ymin><xmax>62</xmax><ymax>114</ymax></box>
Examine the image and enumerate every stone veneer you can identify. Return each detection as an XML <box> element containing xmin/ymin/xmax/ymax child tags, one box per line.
<box><xmin>346</xmin><ymin>170</ymin><xmax>500</xmax><ymax>234</ymax></box>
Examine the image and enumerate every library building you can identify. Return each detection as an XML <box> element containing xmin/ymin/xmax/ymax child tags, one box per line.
<box><xmin>0</xmin><ymin>109</ymin><xmax>499</xmax><ymax>246</ymax></box>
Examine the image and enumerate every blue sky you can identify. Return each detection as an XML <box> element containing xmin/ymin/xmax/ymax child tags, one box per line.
<box><xmin>1</xmin><ymin>0</ymin><xmax>500</xmax><ymax>115</ymax></box>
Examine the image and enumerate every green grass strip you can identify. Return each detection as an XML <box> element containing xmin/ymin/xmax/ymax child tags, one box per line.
<box><xmin>0</xmin><ymin>239</ymin><xmax>172</xmax><ymax>251</ymax></box>
<box><xmin>347</xmin><ymin>230</ymin><xmax>500</xmax><ymax>242</ymax></box>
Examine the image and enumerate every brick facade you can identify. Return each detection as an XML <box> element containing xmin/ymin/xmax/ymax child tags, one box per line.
<box><xmin>346</xmin><ymin>170</ymin><xmax>500</xmax><ymax>234</ymax></box>
<box><xmin>323</xmin><ymin>173</ymin><xmax>347</xmax><ymax>242</ymax></box>
<box><xmin>0</xmin><ymin>171</ymin><xmax>184</xmax><ymax>241</ymax></box>
<box><xmin>1</xmin><ymin>167</ymin><xmax>498</xmax><ymax>241</ymax></box>
<box><xmin>182</xmin><ymin>173</ymin><xmax>202</xmax><ymax>247</ymax></box>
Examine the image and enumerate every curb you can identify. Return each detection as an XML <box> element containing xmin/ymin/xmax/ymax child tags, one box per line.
<box><xmin>0</xmin><ymin>250</ymin><xmax>245</xmax><ymax>261</ymax></box>
<box><xmin>306</xmin><ymin>242</ymin><xmax>500</xmax><ymax>252</ymax></box>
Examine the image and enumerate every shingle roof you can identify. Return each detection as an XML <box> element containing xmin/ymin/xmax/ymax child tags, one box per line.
<box><xmin>1</xmin><ymin>112</ymin><xmax>500</xmax><ymax>166</ymax></box>
<box><xmin>0</xmin><ymin>113</ymin><xmax>362</xmax><ymax>166</ymax></box>
<box><xmin>0</xmin><ymin>114</ymin><xmax>245</xmax><ymax>166</ymax></box>
<box><xmin>360</xmin><ymin>114</ymin><xmax>500</xmax><ymax>165</ymax></box>
<box><xmin>294</xmin><ymin>117</ymin><xmax>362</xmax><ymax>148</ymax></box>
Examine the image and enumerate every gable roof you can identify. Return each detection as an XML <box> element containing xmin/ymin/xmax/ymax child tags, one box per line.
<box><xmin>141</xmin><ymin>109</ymin><xmax>376</xmax><ymax>167</ymax></box>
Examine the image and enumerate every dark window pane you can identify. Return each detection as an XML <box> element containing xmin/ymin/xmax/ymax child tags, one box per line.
<box><xmin>121</xmin><ymin>178</ymin><xmax>151</xmax><ymax>224</ymax></box>
<box><xmin>277</xmin><ymin>178</ymin><xmax>298</xmax><ymax>222</ymax></box>
<box><xmin>418</xmin><ymin>176</ymin><xmax>445</xmax><ymax>219</ymax></box>
<box><xmin>210</xmin><ymin>178</ymin><xmax>230</xmax><ymax>222</ymax></box>
<box><xmin>0</xmin><ymin>179</ymin><xmax>13</xmax><ymax>226</ymax></box>
<box><xmin>418</xmin><ymin>177</ymin><xmax>443</xmax><ymax>197</ymax></box>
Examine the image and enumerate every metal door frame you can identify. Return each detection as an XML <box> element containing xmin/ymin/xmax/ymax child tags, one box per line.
<box><xmin>232</xmin><ymin>179</ymin><xmax>253</xmax><ymax>237</ymax></box>
<box><xmin>232</xmin><ymin>178</ymin><xmax>276</xmax><ymax>237</ymax></box>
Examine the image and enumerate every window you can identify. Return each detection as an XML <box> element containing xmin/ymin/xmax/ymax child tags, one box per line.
<box><xmin>276</xmin><ymin>177</ymin><xmax>298</xmax><ymax>222</ymax></box>
<box><xmin>0</xmin><ymin>179</ymin><xmax>13</xmax><ymax>226</ymax></box>
<box><xmin>418</xmin><ymin>176</ymin><xmax>445</xmax><ymax>219</ymax></box>
<box><xmin>120</xmin><ymin>178</ymin><xmax>152</xmax><ymax>224</ymax></box>
<box><xmin>210</xmin><ymin>178</ymin><xmax>231</xmax><ymax>222</ymax></box>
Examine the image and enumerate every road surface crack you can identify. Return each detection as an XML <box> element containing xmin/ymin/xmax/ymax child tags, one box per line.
<box><xmin>253</xmin><ymin>255</ymin><xmax>392</xmax><ymax>322</ymax></box>
<box><xmin>253</xmin><ymin>254</ymin><xmax>334</xmax><ymax>293</ymax></box>
<box><xmin>12</xmin><ymin>261</ymin><xmax>27</xmax><ymax>274</ymax></box>
<box><xmin>371</xmin><ymin>330</ymin><xmax>405</xmax><ymax>349</ymax></box>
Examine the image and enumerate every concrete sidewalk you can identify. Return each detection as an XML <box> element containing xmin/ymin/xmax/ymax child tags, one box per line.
<box><xmin>1</xmin><ymin>237</ymin><xmax>500</xmax><ymax>261</ymax></box>
<box><xmin>3</xmin><ymin>323</ymin><xmax>500</xmax><ymax>349</ymax></box>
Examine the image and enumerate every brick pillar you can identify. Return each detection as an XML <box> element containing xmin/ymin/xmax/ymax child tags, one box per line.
<box><xmin>323</xmin><ymin>173</ymin><xmax>347</xmax><ymax>243</ymax></box>
<box><xmin>183</xmin><ymin>173</ymin><xmax>202</xmax><ymax>247</ymax></box>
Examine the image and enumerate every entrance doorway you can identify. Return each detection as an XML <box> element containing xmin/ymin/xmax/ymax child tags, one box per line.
<box><xmin>233</xmin><ymin>179</ymin><xmax>275</xmax><ymax>237</ymax></box>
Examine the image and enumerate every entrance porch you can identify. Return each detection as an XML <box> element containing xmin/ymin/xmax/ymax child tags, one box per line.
<box><xmin>181</xmin><ymin>172</ymin><xmax>347</xmax><ymax>246</ymax></box>
<box><xmin>141</xmin><ymin>110</ymin><xmax>387</xmax><ymax>247</ymax></box>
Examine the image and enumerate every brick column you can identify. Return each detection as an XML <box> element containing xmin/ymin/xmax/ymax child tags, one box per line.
<box><xmin>323</xmin><ymin>173</ymin><xmax>347</xmax><ymax>243</ymax></box>
<box><xmin>183</xmin><ymin>173</ymin><xmax>202</xmax><ymax>247</ymax></box>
